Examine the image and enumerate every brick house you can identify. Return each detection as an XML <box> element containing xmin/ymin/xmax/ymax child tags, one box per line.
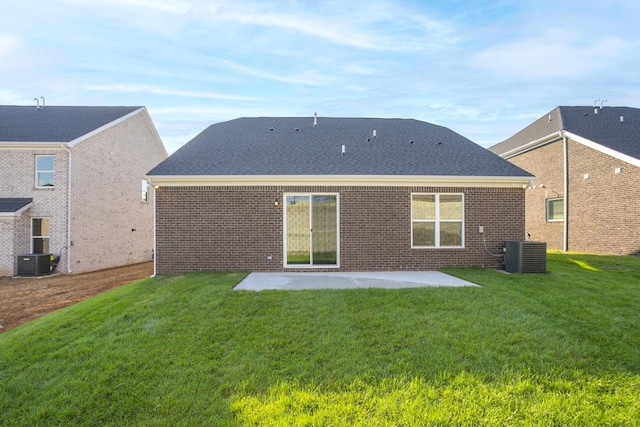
<box><xmin>489</xmin><ymin>105</ymin><xmax>640</xmax><ymax>255</ymax></box>
<box><xmin>0</xmin><ymin>105</ymin><xmax>167</xmax><ymax>276</ymax></box>
<box><xmin>146</xmin><ymin>116</ymin><xmax>532</xmax><ymax>274</ymax></box>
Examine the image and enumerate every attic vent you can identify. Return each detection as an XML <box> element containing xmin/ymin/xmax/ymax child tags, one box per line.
<box><xmin>409</xmin><ymin>140</ymin><xmax>414</xmax><ymax>144</ymax></box>
<box><xmin>295</xmin><ymin>128</ymin><xmax>300</xmax><ymax>132</ymax></box>
<box><xmin>269</xmin><ymin>127</ymin><xmax>274</xmax><ymax>131</ymax></box>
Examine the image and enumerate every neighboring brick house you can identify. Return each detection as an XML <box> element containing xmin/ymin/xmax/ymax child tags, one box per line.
<box><xmin>0</xmin><ymin>105</ymin><xmax>168</xmax><ymax>276</ymax></box>
<box><xmin>146</xmin><ymin>116</ymin><xmax>533</xmax><ymax>274</ymax></box>
<box><xmin>489</xmin><ymin>105</ymin><xmax>640</xmax><ymax>255</ymax></box>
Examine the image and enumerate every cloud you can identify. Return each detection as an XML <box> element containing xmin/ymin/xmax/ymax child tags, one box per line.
<box><xmin>469</xmin><ymin>29</ymin><xmax>629</xmax><ymax>79</ymax></box>
<box><xmin>0</xmin><ymin>33</ymin><xmax>22</xmax><ymax>59</ymax></box>
<box><xmin>86</xmin><ymin>84</ymin><xmax>261</xmax><ymax>101</ymax></box>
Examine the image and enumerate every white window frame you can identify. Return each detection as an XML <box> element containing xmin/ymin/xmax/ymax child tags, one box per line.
<box><xmin>411</xmin><ymin>193</ymin><xmax>465</xmax><ymax>249</ymax></box>
<box><xmin>35</xmin><ymin>155</ymin><xmax>55</xmax><ymax>188</ymax></box>
<box><xmin>31</xmin><ymin>217</ymin><xmax>50</xmax><ymax>254</ymax></box>
<box><xmin>283</xmin><ymin>193</ymin><xmax>340</xmax><ymax>268</ymax></box>
<box><xmin>141</xmin><ymin>179</ymin><xmax>149</xmax><ymax>203</ymax></box>
<box><xmin>546</xmin><ymin>198</ymin><xmax>564</xmax><ymax>222</ymax></box>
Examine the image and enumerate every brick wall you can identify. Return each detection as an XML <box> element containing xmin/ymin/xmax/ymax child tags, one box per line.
<box><xmin>508</xmin><ymin>141</ymin><xmax>565</xmax><ymax>250</ymax></box>
<box><xmin>0</xmin><ymin>149</ymin><xmax>69</xmax><ymax>275</ymax></box>
<box><xmin>508</xmin><ymin>139</ymin><xmax>640</xmax><ymax>255</ymax></box>
<box><xmin>155</xmin><ymin>185</ymin><xmax>525</xmax><ymax>274</ymax></box>
<box><xmin>70</xmin><ymin>111</ymin><xmax>167</xmax><ymax>273</ymax></box>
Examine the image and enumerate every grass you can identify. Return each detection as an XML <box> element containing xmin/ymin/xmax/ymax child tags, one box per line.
<box><xmin>0</xmin><ymin>252</ymin><xmax>639</xmax><ymax>426</ymax></box>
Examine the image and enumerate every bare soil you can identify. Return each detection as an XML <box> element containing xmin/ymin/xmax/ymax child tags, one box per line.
<box><xmin>0</xmin><ymin>261</ymin><xmax>153</xmax><ymax>333</ymax></box>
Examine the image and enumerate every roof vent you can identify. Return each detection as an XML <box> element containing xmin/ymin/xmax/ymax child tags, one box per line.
<box><xmin>373</xmin><ymin>129</ymin><xmax>377</xmax><ymax>138</ymax></box>
<box><xmin>269</xmin><ymin>127</ymin><xmax>274</xmax><ymax>131</ymax></box>
<box><xmin>295</xmin><ymin>128</ymin><xmax>300</xmax><ymax>132</ymax></box>
<box><xmin>620</xmin><ymin>116</ymin><xmax>624</xmax><ymax>123</ymax></box>
<box><xmin>341</xmin><ymin>144</ymin><xmax>346</xmax><ymax>155</ymax></box>
<box><xmin>40</xmin><ymin>96</ymin><xmax>45</xmax><ymax>108</ymax></box>
<box><xmin>594</xmin><ymin>108</ymin><xmax>598</xmax><ymax>115</ymax></box>
<box><xmin>313</xmin><ymin>112</ymin><xmax>318</xmax><ymax>127</ymax></box>
<box><xmin>409</xmin><ymin>139</ymin><xmax>414</xmax><ymax>144</ymax></box>
<box><xmin>34</xmin><ymin>98</ymin><xmax>41</xmax><ymax>110</ymax></box>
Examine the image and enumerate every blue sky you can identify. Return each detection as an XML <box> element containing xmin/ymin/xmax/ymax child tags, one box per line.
<box><xmin>1</xmin><ymin>0</ymin><xmax>638</xmax><ymax>154</ymax></box>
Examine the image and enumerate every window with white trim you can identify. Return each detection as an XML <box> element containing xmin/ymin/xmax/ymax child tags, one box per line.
<box><xmin>546</xmin><ymin>198</ymin><xmax>564</xmax><ymax>222</ymax></box>
<box><xmin>31</xmin><ymin>217</ymin><xmax>50</xmax><ymax>254</ymax></box>
<box><xmin>141</xmin><ymin>179</ymin><xmax>149</xmax><ymax>202</ymax></box>
<box><xmin>36</xmin><ymin>155</ymin><xmax>55</xmax><ymax>187</ymax></box>
<box><xmin>412</xmin><ymin>193</ymin><xmax>464</xmax><ymax>248</ymax></box>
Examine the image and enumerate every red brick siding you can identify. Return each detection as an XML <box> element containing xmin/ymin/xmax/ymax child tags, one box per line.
<box><xmin>155</xmin><ymin>186</ymin><xmax>525</xmax><ymax>274</ymax></box>
<box><xmin>508</xmin><ymin>139</ymin><xmax>640</xmax><ymax>255</ymax></box>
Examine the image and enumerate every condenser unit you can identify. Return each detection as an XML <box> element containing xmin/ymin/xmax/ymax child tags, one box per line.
<box><xmin>504</xmin><ymin>241</ymin><xmax>547</xmax><ymax>273</ymax></box>
<box><xmin>16</xmin><ymin>254</ymin><xmax>53</xmax><ymax>277</ymax></box>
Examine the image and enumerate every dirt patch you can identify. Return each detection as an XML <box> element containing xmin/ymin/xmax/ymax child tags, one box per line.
<box><xmin>0</xmin><ymin>262</ymin><xmax>153</xmax><ymax>333</ymax></box>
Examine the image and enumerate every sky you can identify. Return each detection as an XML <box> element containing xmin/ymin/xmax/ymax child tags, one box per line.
<box><xmin>1</xmin><ymin>0</ymin><xmax>638</xmax><ymax>154</ymax></box>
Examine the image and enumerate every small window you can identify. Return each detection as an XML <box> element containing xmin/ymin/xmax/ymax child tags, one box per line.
<box><xmin>412</xmin><ymin>193</ymin><xmax>464</xmax><ymax>248</ymax></box>
<box><xmin>32</xmin><ymin>218</ymin><xmax>50</xmax><ymax>253</ymax></box>
<box><xmin>546</xmin><ymin>198</ymin><xmax>564</xmax><ymax>221</ymax></box>
<box><xmin>141</xmin><ymin>179</ymin><xmax>149</xmax><ymax>203</ymax></box>
<box><xmin>36</xmin><ymin>155</ymin><xmax>55</xmax><ymax>187</ymax></box>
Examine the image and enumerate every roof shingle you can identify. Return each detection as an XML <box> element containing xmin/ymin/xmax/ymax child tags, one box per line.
<box><xmin>0</xmin><ymin>106</ymin><xmax>141</xmax><ymax>143</ymax></box>
<box><xmin>148</xmin><ymin>117</ymin><xmax>532</xmax><ymax>177</ymax></box>
<box><xmin>490</xmin><ymin>106</ymin><xmax>640</xmax><ymax>160</ymax></box>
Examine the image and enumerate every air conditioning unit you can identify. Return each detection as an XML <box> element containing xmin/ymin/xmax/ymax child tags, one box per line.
<box><xmin>504</xmin><ymin>241</ymin><xmax>547</xmax><ymax>273</ymax></box>
<box><xmin>16</xmin><ymin>254</ymin><xmax>53</xmax><ymax>277</ymax></box>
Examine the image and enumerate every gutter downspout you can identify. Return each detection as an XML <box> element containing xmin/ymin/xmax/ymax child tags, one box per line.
<box><xmin>61</xmin><ymin>144</ymin><xmax>72</xmax><ymax>273</ymax></box>
<box><xmin>563</xmin><ymin>135</ymin><xmax>569</xmax><ymax>252</ymax></box>
<box><xmin>151</xmin><ymin>181</ymin><xmax>157</xmax><ymax>278</ymax></box>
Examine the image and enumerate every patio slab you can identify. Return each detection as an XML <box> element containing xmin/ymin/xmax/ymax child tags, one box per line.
<box><xmin>234</xmin><ymin>271</ymin><xmax>479</xmax><ymax>291</ymax></box>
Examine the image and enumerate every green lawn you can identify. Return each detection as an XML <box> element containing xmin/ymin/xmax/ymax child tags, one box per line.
<box><xmin>1</xmin><ymin>252</ymin><xmax>639</xmax><ymax>426</ymax></box>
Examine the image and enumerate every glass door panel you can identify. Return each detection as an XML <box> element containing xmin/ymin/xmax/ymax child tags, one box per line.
<box><xmin>285</xmin><ymin>194</ymin><xmax>338</xmax><ymax>266</ymax></box>
<box><xmin>286</xmin><ymin>195</ymin><xmax>311</xmax><ymax>265</ymax></box>
<box><xmin>312</xmin><ymin>195</ymin><xmax>337</xmax><ymax>265</ymax></box>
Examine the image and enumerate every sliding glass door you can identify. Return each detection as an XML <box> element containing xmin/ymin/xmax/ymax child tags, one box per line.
<box><xmin>285</xmin><ymin>194</ymin><xmax>338</xmax><ymax>266</ymax></box>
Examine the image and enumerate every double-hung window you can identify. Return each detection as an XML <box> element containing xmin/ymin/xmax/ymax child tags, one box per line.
<box><xmin>36</xmin><ymin>155</ymin><xmax>55</xmax><ymax>187</ymax></box>
<box><xmin>412</xmin><ymin>194</ymin><xmax>464</xmax><ymax>248</ymax></box>
<box><xmin>546</xmin><ymin>198</ymin><xmax>564</xmax><ymax>221</ymax></box>
<box><xmin>31</xmin><ymin>218</ymin><xmax>50</xmax><ymax>253</ymax></box>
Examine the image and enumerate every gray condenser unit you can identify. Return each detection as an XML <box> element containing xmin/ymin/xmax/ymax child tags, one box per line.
<box><xmin>504</xmin><ymin>241</ymin><xmax>547</xmax><ymax>273</ymax></box>
<box><xmin>16</xmin><ymin>254</ymin><xmax>53</xmax><ymax>277</ymax></box>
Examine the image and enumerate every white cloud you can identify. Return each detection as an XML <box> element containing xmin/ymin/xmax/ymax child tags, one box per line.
<box><xmin>86</xmin><ymin>84</ymin><xmax>261</xmax><ymax>101</ymax></box>
<box><xmin>469</xmin><ymin>30</ymin><xmax>629</xmax><ymax>79</ymax></box>
<box><xmin>0</xmin><ymin>33</ymin><xmax>22</xmax><ymax>59</ymax></box>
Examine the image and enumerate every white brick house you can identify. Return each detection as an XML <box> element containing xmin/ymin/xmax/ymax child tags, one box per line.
<box><xmin>0</xmin><ymin>105</ymin><xmax>167</xmax><ymax>276</ymax></box>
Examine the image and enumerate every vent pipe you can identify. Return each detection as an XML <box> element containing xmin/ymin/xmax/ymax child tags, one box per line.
<box><xmin>620</xmin><ymin>116</ymin><xmax>624</xmax><ymax>123</ymax></box>
<box><xmin>341</xmin><ymin>144</ymin><xmax>346</xmax><ymax>155</ymax></box>
<box><xmin>313</xmin><ymin>112</ymin><xmax>318</xmax><ymax>127</ymax></box>
<box><xmin>373</xmin><ymin>129</ymin><xmax>377</xmax><ymax>138</ymax></box>
<box><xmin>41</xmin><ymin>96</ymin><xmax>45</xmax><ymax>108</ymax></box>
<box><xmin>34</xmin><ymin>97</ymin><xmax>40</xmax><ymax>110</ymax></box>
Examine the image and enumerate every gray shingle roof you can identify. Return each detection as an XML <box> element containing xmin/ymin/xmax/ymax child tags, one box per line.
<box><xmin>490</xmin><ymin>106</ymin><xmax>640</xmax><ymax>160</ymax></box>
<box><xmin>0</xmin><ymin>106</ymin><xmax>141</xmax><ymax>142</ymax></box>
<box><xmin>0</xmin><ymin>198</ymin><xmax>32</xmax><ymax>213</ymax></box>
<box><xmin>148</xmin><ymin>117</ymin><xmax>532</xmax><ymax>177</ymax></box>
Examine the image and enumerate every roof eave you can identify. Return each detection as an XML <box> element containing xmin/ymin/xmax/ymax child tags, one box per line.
<box><xmin>145</xmin><ymin>174</ymin><xmax>534</xmax><ymax>188</ymax></box>
<box><xmin>0</xmin><ymin>141</ymin><xmax>68</xmax><ymax>150</ymax></box>
<box><xmin>0</xmin><ymin>201</ymin><xmax>33</xmax><ymax>217</ymax></box>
